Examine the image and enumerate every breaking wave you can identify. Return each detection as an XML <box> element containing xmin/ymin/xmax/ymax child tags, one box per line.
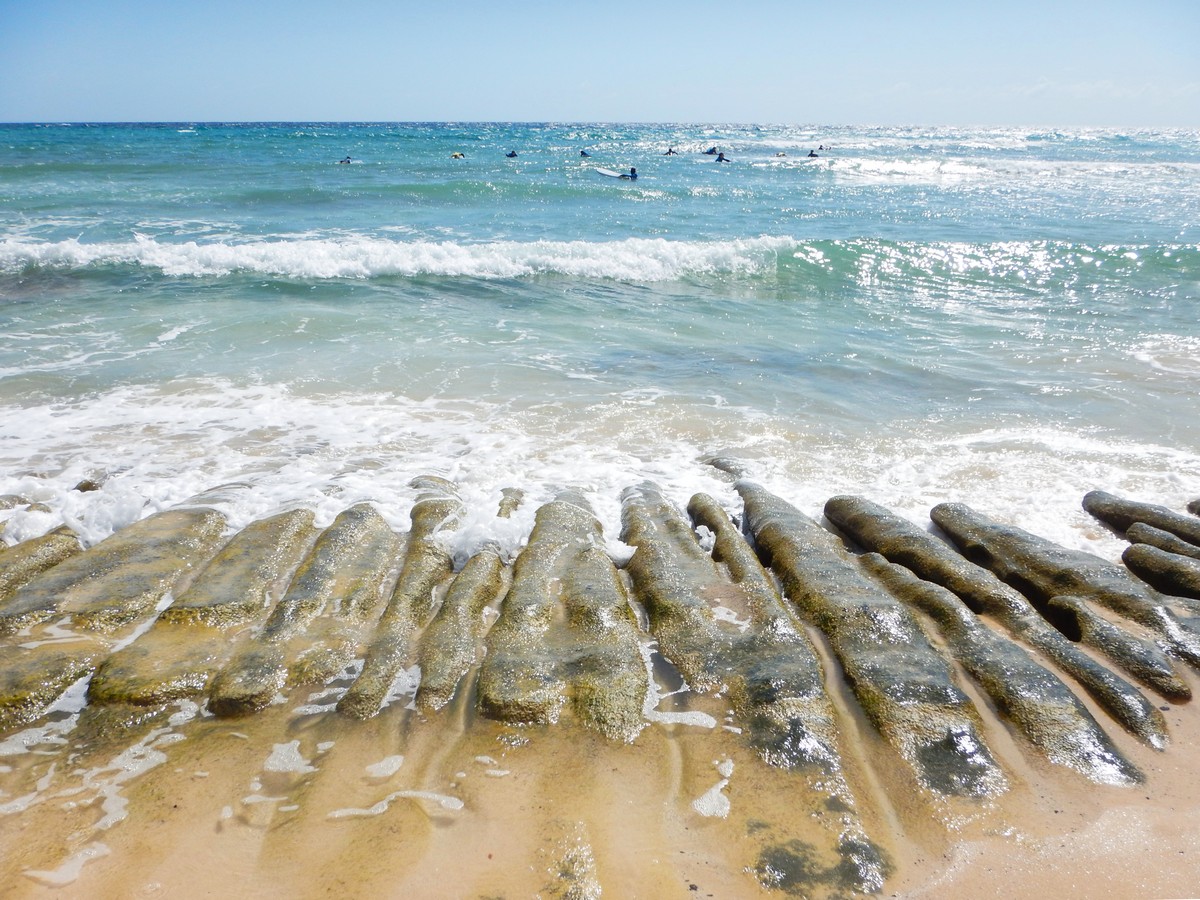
<box><xmin>0</xmin><ymin>234</ymin><xmax>795</xmax><ymax>281</ymax></box>
<box><xmin>3</xmin><ymin>234</ymin><xmax>1194</xmax><ymax>291</ymax></box>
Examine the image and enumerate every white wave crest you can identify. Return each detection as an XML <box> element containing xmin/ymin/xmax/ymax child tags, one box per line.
<box><xmin>0</xmin><ymin>234</ymin><xmax>795</xmax><ymax>281</ymax></box>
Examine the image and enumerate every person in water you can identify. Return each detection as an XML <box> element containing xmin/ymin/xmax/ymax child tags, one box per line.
<box><xmin>664</xmin><ymin>147</ymin><xmax>677</xmax><ymax>155</ymax></box>
<box><xmin>716</xmin><ymin>152</ymin><xmax>730</xmax><ymax>162</ymax></box>
<box><xmin>703</xmin><ymin>146</ymin><xmax>718</xmax><ymax>155</ymax></box>
<box><xmin>450</xmin><ymin>152</ymin><xmax>465</xmax><ymax>159</ymax></box>
<box><xmin>506</xmin><ymin>151</ymin><xmax>518</xmax><ymax>158</ymax></box>
<box><xmin>619</xmin><ymin>167</ymin><xmax>637</xmax><ymax>180</ymax></box>
<box><xmin>339</xmin><ymin>156</ymin><xmax>352</xmax><ymax>164</ymax></box>
<box><xmin>580</xmin><ymin>150</ymin><xmax>591</xmax><ymax>157</ymax></box>
<box><xmin>808</xmin><ymin>149</ymin><xmax>819</xmax><ymax>158</ymax></box>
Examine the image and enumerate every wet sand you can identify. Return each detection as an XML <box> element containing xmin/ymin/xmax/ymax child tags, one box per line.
<box><xmin>0</xmin><ymin>642</ymin><xmax>1197</xmax><ymax>899</ymax></box>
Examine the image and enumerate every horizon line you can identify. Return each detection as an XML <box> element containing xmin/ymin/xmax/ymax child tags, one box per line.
<box><xmin>1</xmin><ymin>120</ymin><xmax>1195</xmax><ymax>131</ymax></box>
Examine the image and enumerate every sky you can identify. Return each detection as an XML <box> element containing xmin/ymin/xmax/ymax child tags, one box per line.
<box><xmin>1</xmin><ymin>0</ymin><xmax>1197</xmax><ymax>127</ymax></box>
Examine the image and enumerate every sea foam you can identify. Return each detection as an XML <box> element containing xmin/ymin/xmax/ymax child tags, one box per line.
<box><xmin>0</xmin><ymin>234</ymin><xmax>793</xmax><ymax>281</ymax></box>
<box><xmin>1</xmin><ymin>376</ymin><xmax>1198</xmax><ymax>563</ymax></box>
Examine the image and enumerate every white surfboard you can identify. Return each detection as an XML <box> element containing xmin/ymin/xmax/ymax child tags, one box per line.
<box><xmin>595</xmin><ymin>167</ymin><xmax>624</xmax><ymax>178</ymax></box>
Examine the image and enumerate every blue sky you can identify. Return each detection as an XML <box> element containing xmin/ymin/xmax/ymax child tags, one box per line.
<box><xmin>1</xmin><ymin>0</ymin><xmax>1197</xmax><ymax>126</ymax></box>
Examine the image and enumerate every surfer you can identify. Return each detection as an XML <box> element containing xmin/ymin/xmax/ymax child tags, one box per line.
<box><xmin>450</xmin><ymin>152</ymin><xmax>465</xmax><ymax>159</ymax></box>
<box><xmin>716</xmin><ymin>152</ymin><xmax>730</xmax><ymax>162</ymax></box>
<box><xmin>703</xmin><ymin>146</ymin><xmax>718</xmax><ymax>155</ymax></box>
<box><xmin>664</xmin><ymin>147</ymin><xmax>678</xmax><ymax>156</ymax></box>
<box><xmin>506</xmin><ymin>151</ymin><xmax>518</xmax><ymax>158</ymax></box>
<box><xmin>580</xmin><ymin>150</ymin><xmax>591</xmax><ymax>157</ymax></box>
<box><xmin>619</xmin><ymin>167</ymin><xmax>637</xmax><ymax>180</ymax></box>
<box><xmin>808</xmin><ymin>149</ymin><xmax>819</xmax><ymax>158</ymax></box>
<box><xmin>339</xmin><ymin>156</ymin><xmax>352</xmax><ymax>164</ymax></box>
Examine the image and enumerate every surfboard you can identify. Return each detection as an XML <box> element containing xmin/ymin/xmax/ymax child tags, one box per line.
<box><xmin>595</xmin><ymin>167</ymin><xmax>623</xmax><ymax>178</ymax></box>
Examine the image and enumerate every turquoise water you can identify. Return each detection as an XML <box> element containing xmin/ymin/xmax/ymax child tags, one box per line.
<box><xmin>2</xmin><ymin>122</ymin><xmax>1198</xmax><ymax>554</ymax></box>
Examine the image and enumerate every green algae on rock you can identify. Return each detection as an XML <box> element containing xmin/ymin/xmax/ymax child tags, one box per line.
<box><xmin>0</xmin><ymin>506</ymin><xmax>229</xmax><ymax>635</ymax></box>
<box><xmin>0</xmin><ymin>508</ymin><xmax>229</xmax><ymax>728</ymax></box>
<box><xmin>87</xmin><ymin>508</ymin><xmax>316</xmax><ymax>706</ymax></box>
<box><xmin>824</xmin><ymin>495</ymin><xmax>1170</xmax><ymax>746</ymax></box>
<box><xmin>860</xmin><ymin>553</ymin><xmax>1141</xmax><ymax>784</ymax></box>
<box><xmin>478</xmin><ymin>492</ymin><xmax>647</xmax><ymax>741</ymax></box>
<box><xmin>158</xmin><ymin>508</ymin><xmax>316</xmax><ymax>628</ymax></box>
<box><xmin>738</xmin><ymin>482</ymin><xmax>1006</xmax><ymax>798</ymax></box>
<box><xmin>1047</xmin><ymin>595</ymin><xmax>1190</xmax><ymax>702</ymax></box>
<box><xmin>337</xmin><ymin>477</ymin><xmax>462</xmax><ymax>720</ymax></box>
<box><xmin>476</xmin><ymin>497</ymin><xmax>581</xmax><ymax>727</ymax></box>
<box><xmin>624</xmin><ymin>482</ymin><xmax>889</xmax><ymax>894</ymax></box>
<box><xmin>1123</xmin><ymin>543</ymin><xmax>1200</xmax><ymax>603</ymax></box>
<box><xmin>620</xmin><ymin>483</ymin><xmax>733</xmax><ymax>691</ymax></box>
<box><xmin>0</xmin><ymin>643</ymin><xmax>105</xmax><ymax>731</ymax></box>
<box><xmin>209</xmin><ymin>503</ymin><xmax>401</xmax><ymax>717</ymax></box>
<box><xmin>415</xmin><ymin>548</ymin><xmax>508</xmax><ymax>711</ymax></box>
<box><xmin>686</xmin><ymin>490</ymin><xmax>889</xmax><ymax>894</ymax></box>
<box><xmin>562</xmin><ymin>540</ymin><xmax>648</xmax><ymax>741</ymax></box>
<box><xmin>628</xmin><ymin>485</ymin><xmax>842</xmax><ymax>774</ymax></box>
<box><xmin>930</xmin><ymin>501</ymin><xmax>1200</xmax><ymax>670</ymax></box>
<box><xmin>1083</xmin><ymin>490</ymin><xmax>1200</xmax><ymax>547</ymax></box>
<box><xmin>0</xmin><ymin>526</ymin><xmax>82</xmax><ymax>609</ymax></box>
<box><xmin>689</xmin><ymin>489</ymin><xmax>839</xmax><ymax>750</ymax></box>
<box><xmin>1127</xmin><ymin>522</ymin><xmax>1200</xmax><ymax>562</ymax></box>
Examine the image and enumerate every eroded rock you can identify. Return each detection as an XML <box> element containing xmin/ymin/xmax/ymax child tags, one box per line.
<box><xmin>0</xmin><ymin>526</ymin><xmax>82</xmax><ymax>609</ymax></box>
<box><xmin>1124</xmin><ymin>542</ymin><xmax>1200</xmax><ymax>602</ymax></box>
<box><xmin>740</xmin><ymin>482</ymin><xmax>1006</xmax><ymax>798</ymax></box>
<box><xmin>478</xmin><ymin>492</ymin><xmax>647</xmax><ymax>741</ymax></box>
<box><xmin>930</xmin><ymin>501</ymin><xmax>1200</xmax><ymax>671</ymax></box>
<box><xmin>0</xmin><ymin>506</ymin><xmax>228</xmax><ymax>635</ymax></box>
<box><xmin>337</xmin><ymin>477</ymin><xmax>462</xmax><ymax>719</ymax></box>
<box><xmin>88</xmin><ymin>508</ymin><xmax>315</xmax><ymax>706</ymax></box>
<box><xmin>1048</xmin><ymin>595</ymin><xmax>1190</xmax><ymax>701</ymax></box>
<box><xmin>825</xmin><ymin>495</ymin><xmax>1169</xmax><ymax>745</ymax></box>
<box><xmin>1084</xmin><ymin>490</ymin><xmax>1200</xmax><ymax>547</ymax></box>
<box><xmin>861</xmin><ymin>554</ymin><xmax>1140</xmax><ymax>784</ymax></box>
<box><xmin>416</xmin><ymin>548</ymin><xmax>508</xmax><ymax>711</ymax></box>
<box><xmin>1127</xmin><ymin>522</ymin><xmax>1200</xmax><ymax>562</ymax></box>
<box><xmin>209</xmin><ymin>503</ymin><xmax>400</xmax><ymax>716</ymax></box>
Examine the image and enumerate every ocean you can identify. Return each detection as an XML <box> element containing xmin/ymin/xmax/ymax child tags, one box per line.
<box><xmin>2</xmin><ymin>121</ymin><xmax>1199</xmax><ymax>559</ymax></box>
<box><xmin>4</xmin><ymin>121</ymin><xmax>1200</xmax><ymax>897</ymax></box>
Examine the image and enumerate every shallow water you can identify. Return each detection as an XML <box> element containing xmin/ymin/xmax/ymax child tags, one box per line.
<box><xmin>1</xmin><ymin>627</ymin><xmax>1198</xmax><ymax>898</ymax></box>
<box><xmin>2</xmin><ymin>122</ymin><xmax>1199</xmax><ymax>556</ymax></box>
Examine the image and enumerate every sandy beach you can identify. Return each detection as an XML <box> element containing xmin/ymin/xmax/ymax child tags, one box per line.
<box><xmin>2</xmin><ymin>641</ymin><xmax>1199</xmax><ymax>898</ymax></box>
<box><xmin>3</xmin><ymin>484</ymin><xmax>1200</xmax><ymax>899</ymax></box>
